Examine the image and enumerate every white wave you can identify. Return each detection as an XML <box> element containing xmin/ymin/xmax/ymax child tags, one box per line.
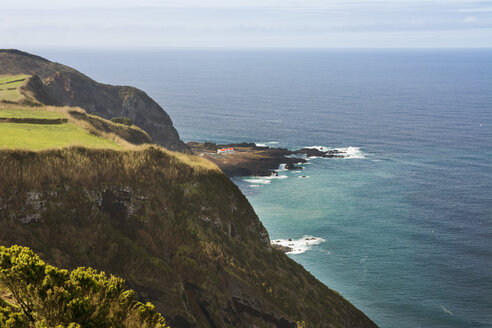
<box><xmin>249</xmin><ymin>184</ymin><xmax>262</xmax><ymax>188</ymax></box>
<box><xmin>256</xmin><ymin>141</ymin><xmax>279</xmax><ymax>147</ymax></box>
<box><xmin>304</xmin><ymin>145</ymin><xmax>366</xmax><ymax>159</ymax></box>
<box><xmin>292</xmin><ymin>170</ymin><xmax>302</xmax><ymax>173</ymax></box>
<box><xmin>272</xmin><ymin>175</ymin><xmax>288</xmax><ymax>180</ymax></box>
<box><xmin>275</xmin><ymin>163</ymin><xmax>288</xmax><ymax>172</ymax></box>
<box><xmin>244</xmin><ymin>178</ymin><xmax>271</xmax><ymax>184</ymax></box>
<box><xmin>342</xmin><ymin>147</ymin><xmax>366</xmax><ymax>159</ymax></box>
<box><xmin>441</xmin><ymin>305</ymin><xmax>453</xmax><ymax>316</ymax></box>
<box><xmin>271</xmin><ymin>236</ymin><xmax>326</xmax><ymax>254</ymax></box>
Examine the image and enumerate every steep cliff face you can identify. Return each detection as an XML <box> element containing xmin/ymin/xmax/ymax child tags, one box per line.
<box><xmin>0</xmin><ymin>49</ymin><xmax>188</xmax><ymax>152</ymax></box>
<box><xmin>0</xmin><ymin>147</ymin><xmax>377</xmax><ymax>328</ymax></box>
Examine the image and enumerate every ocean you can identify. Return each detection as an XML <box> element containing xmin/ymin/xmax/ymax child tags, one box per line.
<box><xmin>36</xmin><ymin>48</ymin><xmax>492</xmax><ymax>327</ymax></box>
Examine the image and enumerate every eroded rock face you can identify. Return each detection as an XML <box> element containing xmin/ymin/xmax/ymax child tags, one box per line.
<box><xmin>0</xmin><ymin>49</ymin><xmax>189</xmax><ymax>152</ymax></box>
<box><xmin>0</xmin><ymin>148</ymin><xmax>377</xmax><ymax>328</ymax></box>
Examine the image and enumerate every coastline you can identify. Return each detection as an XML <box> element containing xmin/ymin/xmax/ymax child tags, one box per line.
<box><xmin>188</xmin><ymin>141</ymin><xmax>351</xmax><ymax>177</ymax></box>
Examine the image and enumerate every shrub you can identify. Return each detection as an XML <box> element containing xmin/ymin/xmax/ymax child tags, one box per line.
<box><xmin>203</xmin><ymin>142</ymin><xmax>218</xmax><ymax>151</ymax></box>
<box><xmin>0</xmin><ymin>245</ymin><xmax>169</xmax><ymax>328</ymax></box>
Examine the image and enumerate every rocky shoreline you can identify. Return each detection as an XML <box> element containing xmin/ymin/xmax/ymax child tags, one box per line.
<box><xmin>188</xmin><ymin>141</ymin><xmax>351</xmax><ymax>177</ymax></box>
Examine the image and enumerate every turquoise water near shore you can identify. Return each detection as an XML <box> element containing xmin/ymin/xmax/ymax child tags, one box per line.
<box><xmin>38</xmin><ymin>49</ymin><xmax>492</xmax><ymax>327</ymax></box>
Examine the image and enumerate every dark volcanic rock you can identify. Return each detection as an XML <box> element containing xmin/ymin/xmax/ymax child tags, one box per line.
<box><xmin>221</xmin><ymin>155</ymin><xmax>307</xmax><ymax>177</ymax></box>
<box><xmin>271</xmin><ymin>244</ymin><xmax>293</xmax><ymax>254</ymax></box>
<box><xmin>294</xmin><ymin>148</ymin><xmax>345</xmax><ymax>158</ymax></box>
<box><xmin>284</xmin><ymin>163</ymin><xmax>303</xmax><ymax>170</ymax></box>
<box><xmin>0</xmin><ymin>49</ymin><xmax>189</xmax><ymax>152</ymax></box>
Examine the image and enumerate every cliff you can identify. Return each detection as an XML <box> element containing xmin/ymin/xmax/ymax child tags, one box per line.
<box><xmin>0</xmin><ymin>52</ymin><xmax>377</xmax><ymax>327</ymax></box>
<box><xmin>0</xmin><ymin>49</ymin><xmax>188</xmax><ymax>152</ymax></box>
<box><xmin>0</xmin><ymin>146</ymin><xmax>377</xmax><ymax>328</ymax></box>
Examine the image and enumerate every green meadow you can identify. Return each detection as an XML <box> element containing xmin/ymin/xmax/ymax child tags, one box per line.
<box><xmin>0</xmin><ymin>78</ymin><xmax>152</xmax><ymax>151</ymax></box>
<box><xmin>0</xmin><ymin>108</ymin><xmax>66</xmax><ymax>119</ymax></box>
<box><xmin>0</xmin><ymin>74</ymin><xmax>29</xmax><ymax>102</ymax></box>
<box><xmin>0</xmin><ymin>122</ymin><xmax>121</xmax><ymax>150</ymax></box>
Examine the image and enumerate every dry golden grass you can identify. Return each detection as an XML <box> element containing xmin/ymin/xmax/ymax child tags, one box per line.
<box><xmin>59</xmin><ymin>106</ymin><xmax>152</xmax><ymax>146</ymax></box>
<box><xmin>0</xmin><ymin>103</ymin><xmax>221</xmax><ymax>191</ymax></box>
<box><xmin>0</xmin><ymin>145</ymin><xmax>219</xmax><ymax>198</ymax></box>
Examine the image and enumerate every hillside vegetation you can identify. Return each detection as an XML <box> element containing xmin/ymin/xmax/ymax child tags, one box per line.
<box><xmin>0</xmin><ymin>146</ymin><xmax>375</xmax><ymax>328</ymax></box>
<box><xmin>0</xmin><ymin>99</ymin><xmax>152</xmax><ymax>150</ymax></box>
<box><xmin>0</xmin><ymin>75</ymin><xmax>30</xmax><ymax>102</ymax></box>
<box><xmin>0</xmin><ymin>54</ymin><xmax>377</xmax><ymax>327</ymax></box>
<box><xmin>0</xmin><ymin>245</ymin><xmax>169</xmax><ymax>328</ymax></box>
<box><xmin>0</xmin><ymin>49</ymin><xmax>189</xmax><ymax>152</ymax></box>
<box><xmin>0</xmin><ymin>74</ymin><xmax>43</xmax><ymax>106</ymax></box>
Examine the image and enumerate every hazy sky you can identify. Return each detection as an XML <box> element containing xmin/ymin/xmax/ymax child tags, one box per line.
<box><xmin>2</xmin><ymin>0</ymin><xmax>491</xmax><ymax>48</ymax></box>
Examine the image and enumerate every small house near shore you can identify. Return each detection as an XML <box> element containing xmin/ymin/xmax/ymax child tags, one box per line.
<box><xmin>217</xmin><ymin>147</ymin><xmax>235</xmax><ymax>154</ymax></box>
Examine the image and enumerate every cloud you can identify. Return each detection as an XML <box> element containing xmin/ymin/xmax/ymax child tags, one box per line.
<box><xmin>464</xmin><ymin>16</ymin><xmax>478</xmax><ymax>23</ymax></box>
<box><xmin>1</xmin><ymin>0</ymin><xmax>492</xmax><ymax>48</ymax></box>
<box><xmin>455</xmin><ymin>7</ymin><xmax>492</xmax><ymax>13</ymax></box>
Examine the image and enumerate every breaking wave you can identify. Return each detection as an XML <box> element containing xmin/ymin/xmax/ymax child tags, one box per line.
<box><xmin>304</xmin><ymin>146</ymin><xmax>366</xmax><ymax>159</ymax></box>
<box><xmin>271</xmin><ymin>236</ymin><xmax>326</xmax><ymax>254</ymax></box>
<box><xmin>244</xmin><ymin>178</ymin><xmax>271</xmax><ymax>184</ymax></box>
<box><xmin>244</xmin><ymin>174</ymin><xmax>288</xmax><ymax>186</ymax></box>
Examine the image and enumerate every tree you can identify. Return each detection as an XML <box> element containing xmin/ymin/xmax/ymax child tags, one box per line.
<box><xmin>0</xmin><ymin>245</ymin><xmax>169</xmax><ymax>328</ymax></box>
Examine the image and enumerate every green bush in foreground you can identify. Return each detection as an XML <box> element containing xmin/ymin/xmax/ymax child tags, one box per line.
<box><xmin>0</xmin><ymin>245</ymin><xmax>169</xmax><ymax>328</ymax></box>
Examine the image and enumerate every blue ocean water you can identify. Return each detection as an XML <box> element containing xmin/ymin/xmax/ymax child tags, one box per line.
<box><xmin>37</xmin><ymin>49</ymin><xmax>492</xmax><ymax>327</ymax></box>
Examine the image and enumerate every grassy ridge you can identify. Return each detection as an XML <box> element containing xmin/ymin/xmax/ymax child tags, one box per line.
<box><xmin>0</xmin><ymin>103</ymin><xmax>153</xmax><ymax>150</ymax></box>
<box><xmin>0</xmin><ymin>146</ymin><xmax>375</xmax><ymax>328</ymax></box>
<box><xmin>0</xmin><ymin>108</ymin><xmax>66</xmax><ymax>119</ymax></box>
<box><xmin>66</xmin><ymin>108</ymin><xmax>152</xmax><ymax>146</ymax></box>
<box><xmin>0</xmin><ymin>123</ymin><xmax>121</xmax><ymax>150</ymax></box>
<box><xmin>0</xmin><ymin>74</ymin><xmax>29</xmax><ymax>102</ymax></box>
<box><xmin>0</xmin><ymin>146</ymin><xmax>219</xmax><ymax>195</ymax></box>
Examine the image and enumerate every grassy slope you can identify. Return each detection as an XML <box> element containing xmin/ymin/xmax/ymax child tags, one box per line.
<box><xmin>0</xmin><ymin>108</ymin><xmax>66</xmax><ymax>119</ymax></box>
<box><xmin>0</xmin><ymin>100</ymin><xmax>152</xmax><ymax>150</ymax></box>
<box><xmin>0</xmin><ymin>147</ymin><xmax>375</xmax><ymax>328</ymax></box>
<box><xmin>0</xmin><ymin>74</ymin><xmax>29</xmax><ymax>102</ymax></box>
<box><xmin>0</xmin><ymin>104</ymin><xmax>121</xmax><ymax>150</ymax></box>
<box><xmin>0</xmin><ymin>122</ymin><xmax>121</xmax><ymax>150</ymax></box>
<box><xmin>0</xmin><ymin>50</ymin><xmax>189</xmax><ymax>152</ymax></box>
<box><xmin>0</xmin><ymin>74</ymin><xmax>377</xmax><ymax>327</ymax></box>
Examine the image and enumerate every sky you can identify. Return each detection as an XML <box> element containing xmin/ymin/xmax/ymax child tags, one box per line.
<box><xmin>1</xmin><ymin>0</ymin><xmax>491</xmax><ymax>49</ymax></box>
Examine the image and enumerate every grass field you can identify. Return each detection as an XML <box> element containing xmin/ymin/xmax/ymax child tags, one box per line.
<box><xmin>0</xmin><ymin>75</ymin><xmax>30</xmax><ymax>102</ymax></box>
<box><xmin>0</xmin><ymin>108</ymin><xmax>66</xmax><ymax>119</ymax></box>
<box><xmin>0</xmin><ymin>122</ymin><xmax>121</xmax><ymax>150</ymax></box>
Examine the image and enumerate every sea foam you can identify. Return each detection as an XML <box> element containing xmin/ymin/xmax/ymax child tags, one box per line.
<box><xmin>275</xmin><ymin>163</ymin><xmax>288</xmax><ymax>172</ymax></box>
<box><xmin>271</xmin><ymin>236</ymin><xmax>326</xmax><ymax>254</ymax></box>
<box><xmin>244</xmin><ymin>178</ymin><xmax>271</xmax><ymax>184</ymax></box>
<box><xmin>304</xmin><ymin>146</ymin><xmax>366</xmax><ymax>159</ymax></box>
<box><xmin>244</xmin><ymin>174</ymin><xmax>288</xmax><ymax>186</ymax></box>
<box><xmin>256</xmin><ymin>141</ymin><xmax>280</xmax><ymax>147</ymax></box>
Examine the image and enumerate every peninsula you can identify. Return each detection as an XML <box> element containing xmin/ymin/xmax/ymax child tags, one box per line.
<box><xmin>189</xmin><ymin>141</ymin><xmax>353</xmax><ymax>177</ymax></box>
